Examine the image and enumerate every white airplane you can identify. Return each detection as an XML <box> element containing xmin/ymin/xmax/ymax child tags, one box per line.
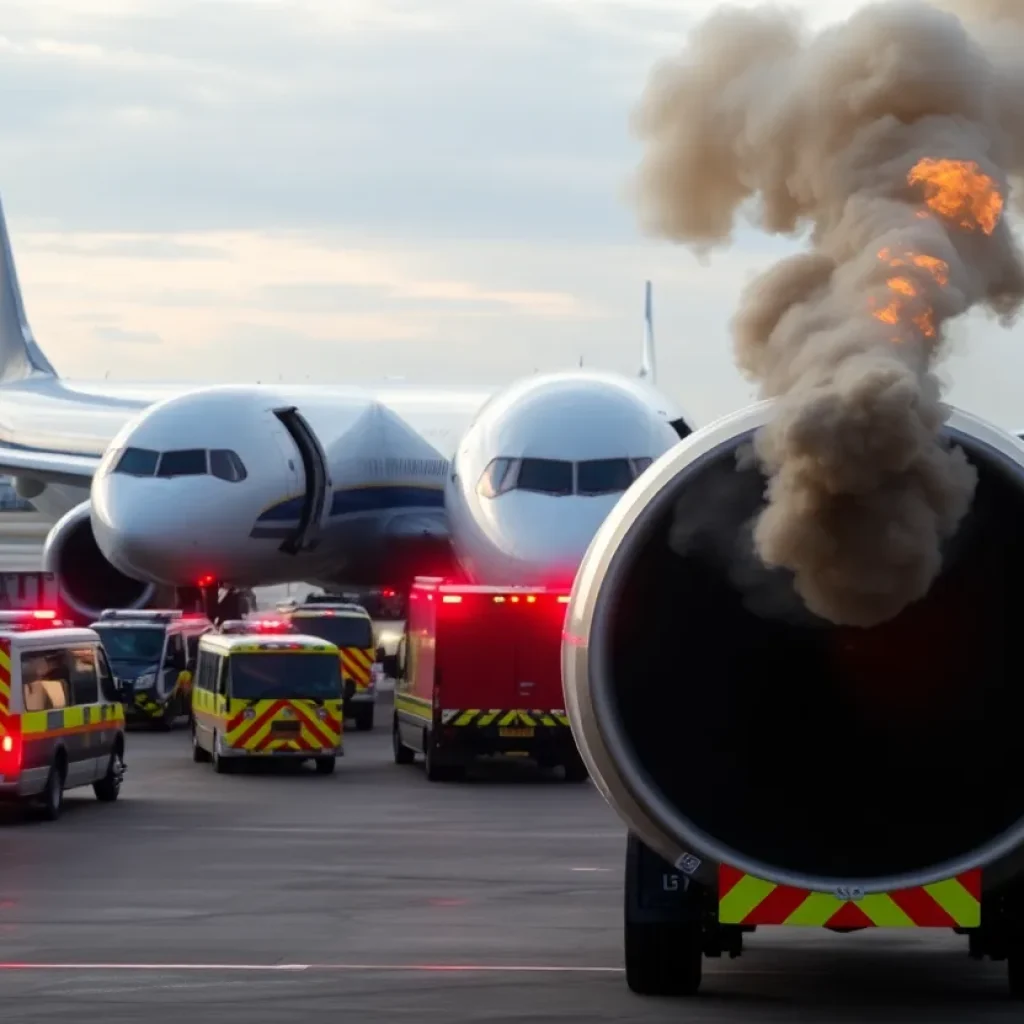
<box><xmin>0</xmin><ymin>200</ymin><xmax>693</xmax><ymax>620</ymax></box>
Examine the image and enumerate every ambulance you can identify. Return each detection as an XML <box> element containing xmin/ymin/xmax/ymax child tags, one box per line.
<box><xmin>90</xmin><ymin>609</ymin><xmax>213</xmax><ymax>728</ymax></box>
<box><xmin>0</xmin><ymin>610</ymin><xmax>127</xmax><ymax>819</ymax></box>
<box><xmin>281</xmin><ymin>600</ymin><xmax>380</xmax><ymax>731</ymax></box>
<box><xmin>190</xmin><ymin>631</ymin><xmax>344</xmax><ymax>773</ymax></box>
<box><xmin>392</xmin><ymin>578</ymin><xmax>588</xmax><ymax>782</ymax></box>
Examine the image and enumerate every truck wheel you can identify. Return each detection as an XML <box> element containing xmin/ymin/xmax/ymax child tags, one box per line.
<box><xmin>392</xmin><ymin>718</ymin><xmax>415</xmax><ymax>765</ymax></box>
<box><xmin>563</xmin><ymin>748</ymin><xmax>589</xmax><ymax>783</ymax></box>
<box><xmin>38</xmin><ymin>760</ymin><xmax>65</xmax><ymax>822</ymax></box>
<box><xmin>425</xmin><ymin>736</ymin><xmax>463</xmax><ymax>782</ymax></box>
<box><xmin>192</xmin><ymin>724</ymin><xmax>211</xmax><ymax>763</ymax></box>
<box><xmin>353</xmin><ymin>705</ymin><xmax>374</xmax><ymax>732</ymax></box>
<box><xmin>625</xmin><ymin>920</ymin><xmax>703</xmax><ymax>996</ymax></box>
<box><xmin>93</xmin><ymin>746</ymin><xmax>124</xmax><ymax>802</ymax></box>
<box><xmin>1008</xmin><ymin>947</ymin><xmax>1024</xmax><ymax>999</ymax></box>
<box><xmin>314</xmin><ymin>756</ymin><xmax>336</xmax><ymax>775</ymax></box>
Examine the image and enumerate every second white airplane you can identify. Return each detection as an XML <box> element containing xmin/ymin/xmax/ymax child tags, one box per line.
<box><xmin>0</xmin><ymin>199</ymin><xmax>693</xmax><ymax>620</ymax></box>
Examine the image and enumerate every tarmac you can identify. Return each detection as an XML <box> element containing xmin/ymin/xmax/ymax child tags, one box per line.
<box><xmin>0</xmin><ymin>512</ymin><xmax>1019</xmax><ymax>1020</ymax></box>
<box><xmin>0</xmin><ymin>700</ymin><xmax>1016</xmax><ymax>1022</ymax></box>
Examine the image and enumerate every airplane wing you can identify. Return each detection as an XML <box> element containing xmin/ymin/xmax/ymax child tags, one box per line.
<box><xmin>0</xmin><ymin>446</ymin><xmax>100</xmax><ymax>487</ymax></box>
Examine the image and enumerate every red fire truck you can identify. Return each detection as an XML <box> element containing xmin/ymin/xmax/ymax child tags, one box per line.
<box><xmin>391</xmin><ymin>577</ymin><xmax>588</xmax><ymax>782</ymax></box>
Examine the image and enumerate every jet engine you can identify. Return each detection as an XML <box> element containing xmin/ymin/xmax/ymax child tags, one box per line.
<box><xmin>42</xmin><ymin>500</ymin><xmax>156</xmax><ymax>622</ymax></box>
<box><xmin>563</xmin><ymin>402</ymin><xmax>1024</xmax><ymax>896</ymax></box>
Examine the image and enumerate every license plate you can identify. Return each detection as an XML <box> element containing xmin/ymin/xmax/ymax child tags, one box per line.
<box><xmin>271</xmin><ymin>720</ymin><xmax>301</xmax><ymax>736</ymax></box>
<box><xmin>500</xmin><ymin>727</ymin><xmax>534</xmax><ymax>738</ymax></box>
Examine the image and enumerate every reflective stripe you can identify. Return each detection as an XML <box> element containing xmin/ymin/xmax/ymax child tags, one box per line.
<box><xmin>439</xmin><ymin>709</ymin><xmax>571</xmax><ymax>728</ymax></box>
<box><xmin>718</xmin><ymin>866</ymin><xmax>982</xmax><ymax>928</ymax></box>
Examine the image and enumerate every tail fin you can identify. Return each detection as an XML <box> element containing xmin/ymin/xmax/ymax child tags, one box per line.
<box><xmin>0</xmin><ymin>196</ymin><xmax>56</xmax><ymax>383</ymax></box>
<box><xmin>637</xmin><ymin>280</ymin><xmax>656</xmax><ymax>386</ymax></box>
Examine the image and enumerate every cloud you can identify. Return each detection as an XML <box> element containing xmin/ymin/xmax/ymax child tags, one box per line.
<box><xmin>93</xmin><ymin>324</ymin><xmax>163</xmax><ymax>345</ymax></box>
<box><xmin>0</xmin><ymin>0</ymin><xmax>1020</xmax><ymax>433</ymax></box>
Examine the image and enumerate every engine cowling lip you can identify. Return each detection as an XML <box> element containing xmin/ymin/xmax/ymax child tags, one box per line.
<box><xmin>568</xmin><ymin>401</ymin><xmax>1024</xmax><ymax>894</ymax></box>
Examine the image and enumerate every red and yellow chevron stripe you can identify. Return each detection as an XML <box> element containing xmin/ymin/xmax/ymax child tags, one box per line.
<box><xmin>339</xmin><ymin>647</ymin><xmax>373</xmax><ymax>692</ymax></box>
<box><xmin>718</xmin><ymin>865</ymin><xmax>981</xmax><ymax>928</ymax></box>
<box><xmin>0</xmin><ymin>638</ymin><xmax>10</xmax><ymax>738</ymax></box>
<box><xmin>224</xmin><ymin>699</ymin><xmax>342</xmax><ymax>753</ymax></box>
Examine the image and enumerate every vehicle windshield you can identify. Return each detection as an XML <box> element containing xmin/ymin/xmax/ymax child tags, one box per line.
<box><xmin>294</xmin><ymin>616</ymin><xmax>373</xmax><ymax>649</ymax></box>
<box><xmin>94</xmin><ymin>626</ymin><xmax>166</xmax><ymax>670</ymax></box>
<box><xmin>228</xmin><ymin>653</ymin><xmax>342</xmax><ymax>701</ymax></box>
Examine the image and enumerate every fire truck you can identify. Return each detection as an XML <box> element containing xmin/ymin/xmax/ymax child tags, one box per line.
<box><xmin>391</xmin><ymin>577</ymin><xmax>587</xmax><ymax>782</ymax></box>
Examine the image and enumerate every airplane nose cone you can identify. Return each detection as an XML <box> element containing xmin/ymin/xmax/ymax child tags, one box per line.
<box><xmin>91</xmin><ymin>476</ymin><xmax>237</xmax><ymax>586</ymax></box>
<box><xmin>490</xmin><ymin>495</ymin><xmax>619</xmax><ymax>585</ymax></box>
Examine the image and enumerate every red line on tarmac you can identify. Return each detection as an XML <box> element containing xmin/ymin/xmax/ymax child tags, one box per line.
<box><xmin>0</xmin><ymin>962</ymin><xmax>624</xmax><ymax>974</ymax></box>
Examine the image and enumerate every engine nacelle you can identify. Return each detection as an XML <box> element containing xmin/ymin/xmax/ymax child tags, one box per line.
<box><xmin>563</xmin><ymin>401</ymin><xmax>1024</xmax><ymax>896</ymax></box>
<box><xmin>42</xmin><ymin>500</ymin><xmax>156</xmax><ymax>622</ymax></box>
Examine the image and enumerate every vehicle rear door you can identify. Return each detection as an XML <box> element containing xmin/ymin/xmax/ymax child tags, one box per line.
<box><xmin>435</xmin><ymin>594</ymin><xmax>517</xmax><ymax>711</ymax></box>
<box><xmin>512</xmin><ymin>594</ymin><xmax>566</xmax><ymax>713</ymax></box>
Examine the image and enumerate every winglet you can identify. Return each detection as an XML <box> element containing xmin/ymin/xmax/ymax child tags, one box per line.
<box><xmin>0</xmin><ymin>196</ymin><xmax>57</xmax><ymax>383</ymax></box>
<box><xmin>638</xmin><ymin>280</ymin><xmax>655</xmax><ymax>385</ymax></box>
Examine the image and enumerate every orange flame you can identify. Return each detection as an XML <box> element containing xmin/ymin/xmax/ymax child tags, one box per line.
<box><xmin>909</xmin><ymin>158</ymin><xmax>1004</xmax><ymax>235</ymax></box>
<box><xmin>871</xmin><ymin>247</ymin><xmax>950</xmax><ymax>340</ymax></box>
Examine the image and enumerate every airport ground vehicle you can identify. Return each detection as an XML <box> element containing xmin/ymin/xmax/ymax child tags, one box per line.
<box><xmin>281</xmin><ymin>599</ymin><xmax>379</xmax><ymax>732</ymax></box>
<box><xmin>90</xmin><ymin>609</ymin><xmax>212</xmax><ymax>728</ymax></box>
<box><xmin>561</xmin><ymin>403</ymin><xmax>1024</xmax><ymax>998</ymax></box>
<box><xmin>0</xmin><ymin>610</ymin><xmax>126</xmax><ymax>819</ymax></box>
<box><xmin>190</xmin><ymin>631</ymin><xmax>344</xmax><ymax>774</ymax></box>
<box><xmin>393</xmin><ymin>577</ymin><xmax>586</xmax><ymax>781</ymax></box>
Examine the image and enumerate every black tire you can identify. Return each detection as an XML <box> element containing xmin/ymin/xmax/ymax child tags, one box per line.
<box><xmin>93</xmin><ymin>746</ymin><xmax>124</xmax><ymax>802</ymax></box>
<box><xmin>392</xmin><ymin>718</ymin><xmax>415</xmax><ymax>765</ymax></box>
<box><xmin>1009</xmin><ymin>947</ymin><xmax>1024</xmax><ymax>1000</ymax></box>
<box><xmin>314</xmin><ymin>756</ymin><xmax>336</xmax><ymax>775</ymax></box>
<box><xmin>212</xmin><ymin>735</ymin><xmax>232</xmax><ymax>774</ymax></box>
<box><xmin>38</xmin><ymin>760</ymin><xmax>65</xmax><ymax>821</ymax></box>
<box><xmin>563</xmin><ymin>748</ymin><xmax>589</xmax><ymax>783</ymax></box>
<box><xmin>625</xmin><ymin>920</ymin><xmax>703</xmax><ymax>996</ymax></box>
<box><xmin>353</xmin><ymin>704</ymin><xmax>374</xmax><ymax>732</ymax></box>
<box><xmin>192</xmin><ymin>724</ymin><xmax>211</xmax><ymax>763</ymax></box>
<box><xmin>424</xmin><ymin>734</ymin><xmax>463</xmax><ymax>782</ymax></box>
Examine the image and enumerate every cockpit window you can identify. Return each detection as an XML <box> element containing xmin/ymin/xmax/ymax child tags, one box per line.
<box><xmin>114</xmin><ymin>447</ymin><xmax>159</xmax><ymax>477</ymax></box>
<box><xmin>210</xmin><ymin>449</ymin><xmax>248</xmax><ymax>483</ymax></box>
<box><xmin>157</xmin><ymin>449</ymin><xmax>208</xmax><ymax>478</ymax></box>
<box><xmin>516</xmin><ymin>458</ymin><xmax>573</xmax><ymax>496</ymax></box>
<box><xmin>477</xmin><ymin>458</ymin><xmax>518</xmax><ymax>499</ymax></box>
<box><xmin>576</xmin><ymin>458</ymin><xmax>635</xmax><ymax>496</ymax></box>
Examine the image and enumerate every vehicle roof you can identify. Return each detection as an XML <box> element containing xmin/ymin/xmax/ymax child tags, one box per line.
<box><xmin>0</xmin><ymin>626</ymin><xmax>101</xmax><ymax>645</ymax></box>
<box><xmin>199</xmin><ymin>632</ymin><xmax>339</xmax><ymax>654</ymax></box>
<box><xmin>91</xmin><ymin>616</ymin><xmax>212</xmax><ymax>631</ymax></box>
<box><xmin>412</xmin><ymin>580</ymin><xmax>569</xmax><ymax>595</ymax></box>
<box><xmin>289</xmin><ymin>605</ymin><xmax>370</xmax><ymax>618</ymax></box>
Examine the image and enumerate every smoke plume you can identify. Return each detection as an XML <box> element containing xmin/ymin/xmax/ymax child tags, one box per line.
<box><xmin>633</xmin><ymin>0</ymin><xmax>1024</xmax><ymax>627</ymax></box>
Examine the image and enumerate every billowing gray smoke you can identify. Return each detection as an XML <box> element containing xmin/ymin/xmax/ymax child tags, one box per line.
<box><xmin>632</xmin><ymin>1</ymin><xmax>1024</xmax><ymax>626</ymax></box>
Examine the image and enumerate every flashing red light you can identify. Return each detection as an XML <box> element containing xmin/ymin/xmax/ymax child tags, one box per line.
<box><xmin>383</xmin><ymin>588</ymin><xmax>395</xmax><ymax>598</ymax></box>
<box><xmin>1</xmin><ymin>736</ymin><xmax>11</xmax><ymax>753</ymax></box>
<box><xmin>0</xmin><ymin>726</ymin><xmax>21</xmax><ymax>774</ymax></box>
<box><xmin>31</xmin><ymin>610</ymin><xmax>56</xmax><ymax>620</ymax></box>
<box><xmin>197</xmin><ymin>575</ymin><xmax>216</xmax><ymax>588</ymax></box>
<box><xmin>441</xmin><ymin>595</ymin><xmax>462</xmax><ymax>604</ymax></box>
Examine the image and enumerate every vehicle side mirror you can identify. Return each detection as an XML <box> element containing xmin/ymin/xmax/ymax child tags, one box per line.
<box><xmin>381</xmin><ymin>654</ymin><xmax>398</xmax><ymax>678</ymax></box>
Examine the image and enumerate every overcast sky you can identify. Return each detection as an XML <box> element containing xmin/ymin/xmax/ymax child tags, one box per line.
<box><xmin>1</xmin><ymin>0</ymin><xmax>1021</xmax><ymax>429</ymax></box>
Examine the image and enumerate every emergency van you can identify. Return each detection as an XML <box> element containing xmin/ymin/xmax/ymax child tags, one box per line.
<box><xmin>190</xmin><ymin>631</ymin><xmax>344</xmax><ymax>773</ymax></box>
<box><xmin>90</xmin><ymin>610</ymin><xmax>213</xmax><ymax>728</ymax></box>
<box><xmin>392</xmin><ymin>578</ymin><xmax>588</xmax><ymax>782</ymax></box>
<box><xmin>282</xmin><ymin>600</ymin><xmax>379</xmax><ymax>731</ymax></box>
<box><xmin>0</xmin><ymin>610</ymin><xmax>127</xmax><ymax>819</ymax></box>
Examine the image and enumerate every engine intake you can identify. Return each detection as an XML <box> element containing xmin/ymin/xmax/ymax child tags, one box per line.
<box><xmin>563</xmin><ymin>402</ymin><xmax>1024</xmax><ymax>895</ymax></box>
<box><xmin>42</xmin><ymin>500</ymin><xmax>155</xmax><ymax>622</ymax></box>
